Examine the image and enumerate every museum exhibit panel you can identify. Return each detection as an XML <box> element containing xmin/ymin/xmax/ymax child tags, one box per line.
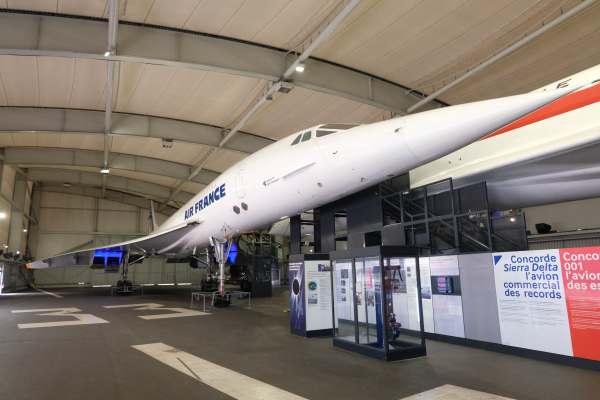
<box><xmin>289</xmin><ymin>253</ymin><xmax>333</xmax><ymax>337</ymax></box>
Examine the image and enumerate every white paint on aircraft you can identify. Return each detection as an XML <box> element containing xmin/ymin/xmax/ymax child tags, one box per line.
<box><xmin>11</xmin><ymin>307</ymin><xmax>109</xmax><ymax>329</ymax></box>
<box><xmin>103</xmin><ymin>303</ymin><xmax>208</xmax><ymax>319</ymax></box>
<box><xmin>133</xmin><ymin>342</ymin><xmax>307</xmax><ymax>400</ymax></box>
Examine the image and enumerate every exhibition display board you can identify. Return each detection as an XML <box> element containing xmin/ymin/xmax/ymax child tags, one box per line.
<box><xmin>289</xmin><ymin>254</ymin><xmax>333</xmax><ymax>337</ymax></box>
<box><xmin>401</xmin><ymin>246</ymin><xmax>600</xmax><ymax>366</ymax></box>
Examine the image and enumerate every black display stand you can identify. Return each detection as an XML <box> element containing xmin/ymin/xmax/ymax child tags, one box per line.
<box><xmin>330</xmin><ymin>246</ymin><xmax>426</xmax><ymax>361</ymax></box>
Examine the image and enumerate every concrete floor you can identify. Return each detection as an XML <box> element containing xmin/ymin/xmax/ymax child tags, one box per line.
<box><xmin>0</xmin><ymin>287</ymin><xmax>599</xmax><ymax>400</ymax></box>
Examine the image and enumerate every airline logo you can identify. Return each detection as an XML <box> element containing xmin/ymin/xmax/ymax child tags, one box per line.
<box><xmin>184</xmin><ymin>183</ymin><xmax>226</xmax><ymax>220</ymax></box>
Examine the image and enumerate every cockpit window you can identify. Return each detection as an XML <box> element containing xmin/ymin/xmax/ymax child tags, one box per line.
<box><xmin>291</xmin><ymin>134</ymin><xmax>302</xmax><ymax>145</ymax></box>
<box><xmin>316</xmin><ymin>130</ymin><xmax>335</xmax><ymax>137</ymax></box>
<box><xmin>320</xmin><ymin>123</ymin><xmax>359</xmax><ymax>130</ymax></box>
<box><xmin>301</xmin><ymin>131</ymin><xmax>311</xmax><ymax>142</ymax></box>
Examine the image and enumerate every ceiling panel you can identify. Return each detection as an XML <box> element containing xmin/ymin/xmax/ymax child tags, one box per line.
<box><xmin>181</xmin><ymin>0</ymin><xmax>245</xmax><ymax>35</ymax></box>
<box><xmin>0</xmin><ymin>55</ymin><xmax>38</xmax><ymax>106</ymax></box>
<box><xmin>216</xmin><ymin>0</ymin><xmax>292</xmax><ymax>43</ymax></box>
<box><xmin>110</xmin><ymin>168</ymin><xmax>180</xmax><ymax>189</ymax></box>
<box><xmin>245</xmin><ymin>86</ymin><xmax>385</xmax><ymax>140</ymax></box>
<box><xmin>174</xmin><ymin>71</ymin><xmax>263</xmax><ymax>127</ymax></box>
<box><xmin>6</xmin><ymin>0</ymin><xmax>56</xmax><ymax>13</ymax></box>
<box><xmin>68</xmin><ymin>58</ymin><xmax>108</xmax><ymax>110</ymax></box>
<box><xmin>313</xmin><ymin>0</ymin><xmax>589</xmax><ymax>103</ymax></box>
<box><xmin>115</xmin><ymin>62</ymin><xmax>263</xmax><ymax>128</ymax></box>
<box><xmin>110</xmin><ymin>135</ymin><xmax>208</xmax><ymax>166</ymax></box>
<box><xmin>440</xmin><ymin>2</ymin><xmax>600</xmax><ymax>103</ymax></box>
<box><xmin>251</xmin><ymin>0</ymin><xmax>339</xmax><ymax>49</ymax></box>
<box><xmin>38</xmin><ymin>57</ymin><xmax>75</xmax><ymax>108</ymax></box>
<box><xmin>180</xmin><ymin>181</ymin><xmax>204</xmax><ymax>194</ymax></box>
<box><xmin>204</xmin><ymin>149</ymin><xmax>247</xmax><ymax>173</ymax></box>
<box><xmin>145</xmin><ymin>0</ymin><xmax>200</xmax><ymax>28</ymax></box>
<box><xmin>58</xmin><ymin>0</ymin><xmax>108</xmax><ymax>17</ymax></box>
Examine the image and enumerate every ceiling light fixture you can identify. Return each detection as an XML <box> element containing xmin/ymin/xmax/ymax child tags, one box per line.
<box><xmin>100</xmin><ymin>167</ymin><xmax>110</xmax><ymax>174</ymax></box>
<box><xmin>295</xmin><ymin>63</ymin><xmax>305</xmax><ymax>73</ymax></box>
<box><xmin>0</xmin><ymin>212</ymin><xmax>6</xmax><ymax>219</ymax></box>
<box><xmin>104</xmin><ymin>51</ymin><xmax>111</xmax><ymax>57</ymax></box>
<box><xmin>23</xmin><ymin>229</ymin><xmax>27</xmax><ymax>233</ymax></box>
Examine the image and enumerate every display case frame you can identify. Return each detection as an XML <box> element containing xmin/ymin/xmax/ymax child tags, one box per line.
<box><xmin>330</xmin><ymin>246</ymin><xmax>427</xmax><ymax>361</ymax></box>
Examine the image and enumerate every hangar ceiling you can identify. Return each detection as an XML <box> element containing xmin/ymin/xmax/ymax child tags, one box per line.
<box><xmin>0</xmin><ymin>0</ymin><xmax>599</xmax><ymax>212</ymax></box>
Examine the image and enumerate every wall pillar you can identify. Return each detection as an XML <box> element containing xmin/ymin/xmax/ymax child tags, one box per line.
<box><xmin>8</xmin><ymin>177</ymin><xmax>29</xmax><ymax>255</ymax></box>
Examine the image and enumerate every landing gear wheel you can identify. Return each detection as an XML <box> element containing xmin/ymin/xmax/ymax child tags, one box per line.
<box><xmin>213</xmin><ymin>293</ymin><xmax>231</xmax><ymax>308</ymax></box>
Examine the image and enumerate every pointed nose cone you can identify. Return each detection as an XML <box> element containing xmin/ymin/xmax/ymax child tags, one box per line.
<box><xmin>402</xmin><ymin>86</ymin><xmax>581</xmax><ymax>163</ymax></box>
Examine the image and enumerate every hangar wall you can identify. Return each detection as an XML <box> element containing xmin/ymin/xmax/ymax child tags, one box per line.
<box><xmin>523</xmin><ymin>197</ymin><xmax>600</xmax><ymax>232</ymax></box>
<box><xmin>29</xmin><ymin>188</ymin><xmax>205</xmax><ymax>288</ymax></box>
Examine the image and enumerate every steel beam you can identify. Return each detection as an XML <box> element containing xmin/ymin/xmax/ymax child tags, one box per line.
<box><xmin>36</xmin><ymin>182</ymin><xmax>178</xmax><ymax>214</ymax></box>
<box><xmin>102</xmin><ymin>0</ymin><xmax>119</xmax><ymax>196</ymax></box>
<box><xmin>406</xmin><ymin>0</ymin><xmax>597</xmax><ymax>113</ymax></box>
<box><xmin>0</xmin><ymin>11</ymin><xmax>444</xmax><ymax>114</ymax></box>
<box><xmin>0</xmin><ymin>107</ymin><xmax>273</xmax><ymax>154</ymax></box>
<box><xmin>26</xmin><ymin>167</ymin><xmax>192</xmax><ymax>205</ymax></box>
<box><xmin>2</xmin><ymin>147</ymin><xmax>218</xmax><ymax>186</ymax></box>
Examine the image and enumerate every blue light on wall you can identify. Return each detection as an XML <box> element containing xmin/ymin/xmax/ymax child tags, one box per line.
<box><xmin>93</xmin><ymin>249</ymin><xmax>123</xmax><ymax>268</ymax></box>
<box><xmin>227</xmin><ymin>242</ymin><xmax>238</xmax><ymax>264</ymax></box>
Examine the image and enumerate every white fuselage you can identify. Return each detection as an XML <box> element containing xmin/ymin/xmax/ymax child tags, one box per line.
<box><xmin>153</xmin><ymin>81</ymin><xmax>583</xmax><ymax>254</ymax></box>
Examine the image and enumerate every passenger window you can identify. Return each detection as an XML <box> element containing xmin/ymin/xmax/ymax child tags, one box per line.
<box><xmin>291</xmin><ymin>134</ymin><xmax>302</xmax><ymax>145</ymax></box>
<box><xmin>316</xmin><ymin>130</ymin><xmax>335</xmax><ymax>137</ymax></box>
<box><xmin>301</xmin><ymin>131</ymin><xmax>311</xmax><ymax>142</ymax></box>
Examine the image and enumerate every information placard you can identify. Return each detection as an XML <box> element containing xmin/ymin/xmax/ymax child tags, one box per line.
<box><xmin>492</xmin><ymin>250</ymin><xmax>572</xmax><ymax>355</ymax></box>
<box><xmin>560</xmin><ymin>247</ymin><xmax>600</xmax><ymax>361</ymax></box>
<box><xmin>305</xmin><ymin>260</ymin><xmax>333</xmax><ymax>331</ymax></box>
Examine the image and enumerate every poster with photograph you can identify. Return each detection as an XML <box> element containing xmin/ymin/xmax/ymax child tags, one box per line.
<box><xmin>289</xmin><ymin>262</ymin><xmax>305</xmax><ymax>335</ymax></box>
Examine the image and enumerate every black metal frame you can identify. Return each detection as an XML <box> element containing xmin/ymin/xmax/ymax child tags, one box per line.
<box><xmin>380</xmin><ymin>178</ymin><xmax>526</xmax><ymax>254</ymax></box>
<box><xmin>330</xmin><ymin>246</ymin><xmax>426</xmax><ymax>361</ymax></box>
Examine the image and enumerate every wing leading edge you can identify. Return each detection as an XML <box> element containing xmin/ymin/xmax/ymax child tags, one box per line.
<box><xmin>28</xmin><ymin>220</ymin><xmax>201</xmax><ymax>269</ymax></box>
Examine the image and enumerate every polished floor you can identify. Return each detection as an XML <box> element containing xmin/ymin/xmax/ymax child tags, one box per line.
<box><xmin>0</xmin><ymin>287</ymin><xmax>598</xmax><ymax>400</ymax></box>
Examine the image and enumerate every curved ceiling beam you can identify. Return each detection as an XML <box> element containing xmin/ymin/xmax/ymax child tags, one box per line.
<box><xmin>1</xmin><ymin>147</ymin><xmax>218</xmax><ymax>186</ymax></box>
<box><xmin>0</xmin><ymin>11</ymin><xmax>445</xmax><ymax>114</ymax></box>
<box><xmin>0</xmin><ymin>107</ymin><xmax>273</xmax><ymax>154</ymax></box>
<box><xmin>35</xmin><ymin>182</ymin><xmax>178</xmax><ymax>215</ymax></box>
<box><xmin>26</xmin><ymin>167</ymin><xmax>193</xmax><ymax>206</ymax></box>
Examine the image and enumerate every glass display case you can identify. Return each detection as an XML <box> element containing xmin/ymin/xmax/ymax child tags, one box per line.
<box><xmin>331</xmin><ymin>246</ymin><xmax>426</xmax><ymax>361</ymax></box>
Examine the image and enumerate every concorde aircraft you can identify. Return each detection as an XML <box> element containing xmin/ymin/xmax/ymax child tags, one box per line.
<box><xmin>411</xmin><ymin>65</ymin><xmax>600</xmax><ymax>209</ymax></box>
<box><xmin>29</xmin><ymin>70</ymin><xmax>595</xmax><ymax>295</ymax></box>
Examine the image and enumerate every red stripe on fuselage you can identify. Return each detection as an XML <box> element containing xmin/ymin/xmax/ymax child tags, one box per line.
<box><xmin>483</xmin><ymin>81</ymin><xmax>600</xmax><ymax>140</ymax></box>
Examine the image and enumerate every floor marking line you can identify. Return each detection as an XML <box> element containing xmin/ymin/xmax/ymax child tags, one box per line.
<box><xmin>11</xmin><ymin>307</ymin><xmax>109</xmax><ymax>329</ymax></box>
<box><xmin>399</xmin><ymin>384</ymin><xmax>515</xmax><ymax>400</ymax></box>
<box><xmin>133</xmin><ymin>343</ymin><xmax>308</xmax><ymax>400</ymax></box>
<box><xmin>103</xmin><ymin>303</ymin><xmax>209</xmax><ymax>319</ymax></box>
<box><xmin>177</xmin><ymin>357</ymin><xmax>203</xmax><ymax>382</ymax></box>
<box><xmin>35</xmin><ymin>288</ymin><xmax>62</xmax><ymax>298</ymax></box>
